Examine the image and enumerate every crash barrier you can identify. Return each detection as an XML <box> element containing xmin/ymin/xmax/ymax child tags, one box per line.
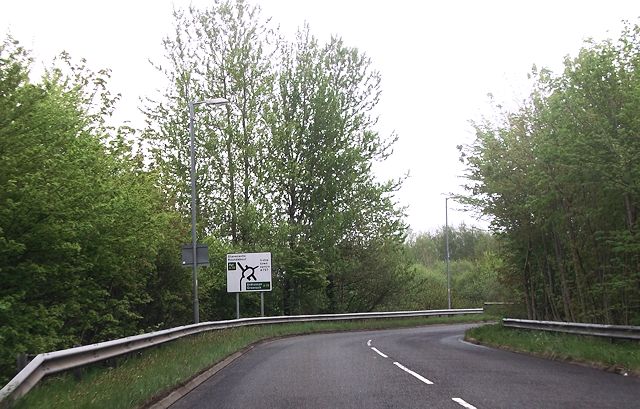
<box><xmin>0</xmin><ymin>308</ymin><xmax>483</xmax><ymax>406</ymax></box>
<box><xmin>502</xmin><ymin>318</ymin><xmax>640</xmax><ymax>340</ymax></box>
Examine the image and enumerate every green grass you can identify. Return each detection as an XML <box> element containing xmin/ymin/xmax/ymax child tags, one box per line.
<box><xmin>14</xmin><ymin>314</ymin><xmax>491</xmax><ymax>409</ymax></box>
<box><xmin>465</xmin><ymin>324</ymin><xmax>640</xmax><ymax>375</ymax></box>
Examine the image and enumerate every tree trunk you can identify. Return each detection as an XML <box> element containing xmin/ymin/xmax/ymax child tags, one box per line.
<box><xmin>552</xmin><ymin>229</ymin><xmax>574</xmax><ymax>321</ymax></box>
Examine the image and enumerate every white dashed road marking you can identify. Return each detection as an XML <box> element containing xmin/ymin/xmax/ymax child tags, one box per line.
<box><xmin>452</xmin><ymin>398</ymin><xmax>478</xmax><ymax>409</ymax></box>
<box><xmin>367</xmin><ymin>338</ymin><xmax>479</xmax><ymax>407</ymax></box>
<box><xmin>371</xmin><ymin>347</ymin><xmax>388</xmax><ymax>358</ymax></box>
<box><xmin>393</xmin><ymin>361</ymin><xmax>434</xmax><ymax>385</ymax></box>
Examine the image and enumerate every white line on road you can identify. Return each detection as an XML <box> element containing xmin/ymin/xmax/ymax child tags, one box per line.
<box><xmin>367</xmin><ymin>339</ymin><xmax>372</xmax><ymax>346</ymax></box>
<box><xmin>371</xmin><ymin>347</ymin><xmax>388</xmax><ymax>358</ymax></box>
<box><xmin>393</xmin><ymin>361</ymin><xmax>434</xmax><ymax>385</ymax></box>
<box><xmin>452</xmin><ymin>398</ymin><xmax>477</xmax><ymax>409</ymax></box>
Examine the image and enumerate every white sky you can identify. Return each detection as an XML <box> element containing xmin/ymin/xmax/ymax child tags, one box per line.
<box><xmin>2</xmin><ymin>0</ymin><xmax>639</xmax><ymax>233</ymax></box>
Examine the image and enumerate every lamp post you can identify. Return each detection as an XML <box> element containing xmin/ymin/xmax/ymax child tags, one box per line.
<box><xmin>445</xmin><ymin>197</ymin><xmax>451</xmax><ymax>310</ymax></box>
<box><xmin>189</xmin><ymin>97</ymin><xmax>229</xmax><ymax>324</ymax></box>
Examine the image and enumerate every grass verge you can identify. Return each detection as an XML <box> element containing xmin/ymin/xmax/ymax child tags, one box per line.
<box><xmin>14</xmin><ymin>314</ymin><xmax>491</xmax><ymax>409</ymax></box>
<box><xmin>465</xmin><ymin>323</ymin><xmax>640</xmax><ymax>376</ymax></box>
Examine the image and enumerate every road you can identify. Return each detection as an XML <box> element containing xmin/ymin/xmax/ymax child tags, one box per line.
<box><xmin>168</xmin><ymin>323</ymin><xmax>640</xmax><ymax>408</ymax></box>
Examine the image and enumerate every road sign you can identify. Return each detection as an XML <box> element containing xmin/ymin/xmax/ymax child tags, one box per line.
<box><xmin>181</xmin><ymin>244</ymin><xmax>210</xmax><ymax>266</ymax></box>
<box><xmin>227</xmin><ymin>252</ymin><xmax>272</xmax><ymax>293</ymax></box>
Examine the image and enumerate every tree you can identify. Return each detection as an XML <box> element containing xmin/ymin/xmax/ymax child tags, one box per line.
<box><xmin>143</xmin><ymin>0</ymin><xmax>275</xmax><ymax>244</ymax></box>
<box><xmin>460</xmin><ymin>21</ymin><xmax>640</xmax><ymax>324</ymax></box>
<box><xmin>145</xmin><ymin>2</ymin><xmax>409</xmax><ymax>317</ymax></box>
<box><xmin>403</xmin><ymin>226</ymin><xmax>503</xmax><ymax>309</ymax></box>
<box><xmin>0</xmin><ymin>37</ymin><xmax>183</xmax><ymax>384</ymax></box>
<box><xmin>267</xmin><ymin>26</ymin><xmax>407</xmax><ymax>313</ymax></box>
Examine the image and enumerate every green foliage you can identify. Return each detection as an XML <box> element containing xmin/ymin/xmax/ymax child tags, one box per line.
<box><xmin>460</xmin><ymin>21</ymin><xmax>640</xmax><ymax>324</ymax></box>
<box><xmin>0</xmin><ymin>37</ymin><xmax>185</xmax><ymax>385</ymax></box>
<box><xmin>398</xmin><ymin>263</ymin><xmax>448</xmax><ymax>310</ymax></box>
<box><xmin>407</xmin><ymin>223</ymin><xmax>497</xmax><ymax>265</ymax></box>
<box><xmin>143</xmin><ymin>1</ymin><xmax>408</xmax><ymax>319</ymax></box>
<box><xmin>143</xmin><ymin>0</ymin><xmax>276</xmax><ymax>244</ymax></box>
<box><xmin>402</xmin><ymin>225</ymin><xmax>506</xmax><ymax>309</ymax></box>
<box><xmin>454</xmin><ymin>251</ymin><xmax>505</xmax><ymax>307</ymax></box>
<box><xmin>1</xmin><ymin>0</ymin><xmax>409</xmax><ymax>389</ymax></box>
<box><xmin>466</xmin><ymin>324</ymin><xmax>640</xmax><ymax>374</ymax></box>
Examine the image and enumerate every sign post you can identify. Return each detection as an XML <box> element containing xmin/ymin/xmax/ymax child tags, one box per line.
<box><xmin>260</xmin><ymin>293</ymin><xmax>264</xmax><ymax>316</ymax></box>
<box><xmin>181</xmin><ymin>244</ymin><xmax>209</xmax><ymax>324</ymax></box>
<box><xmin>181</xmin><ymin>244</ymin><xmax>210</xmax><ymax>267</ymax></box>
<box><xmin>227</xmin><ymin>252</ymin><xmax>272</xmax><ymax>318</ymax></box>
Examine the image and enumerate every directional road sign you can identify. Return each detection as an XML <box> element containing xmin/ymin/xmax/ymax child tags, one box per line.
<box><xmin>226</xmin><ymin>252</ymin><xmax>272</xmax><ymax>293</ymax></box>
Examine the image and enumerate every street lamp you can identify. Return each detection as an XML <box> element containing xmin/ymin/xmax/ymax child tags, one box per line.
<box><xmin>189</xmin><ymin>97</ymin><xmax>229</xmax><ymax>324</ymax></box>
<box><xmin>445</xmin><ymin>197</ymin><xmax>451</xmax><ymax>310</ymax></box>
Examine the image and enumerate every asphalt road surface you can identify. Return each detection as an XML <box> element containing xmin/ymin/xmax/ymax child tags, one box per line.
<box><xmin>169</xmin><ymin>323</ymin><xmax>640</xmax><ymax>408</ymax></box>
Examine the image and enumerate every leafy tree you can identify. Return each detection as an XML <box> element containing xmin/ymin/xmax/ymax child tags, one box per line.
<box><xmin>143</xmin><ymin>0</ymin><xmax>275</xmax><ymax>244</ymax></box>
<box><xmin>0</xmin><ymin>37</ymin><xmax>183</xmax><ymax>384</ymax></box>
<box><xmin>144</xmin><ymin>2</ymin><xmax>408</xmax><ymax>317</ymax></box>
<box><xmin>267</xmin><ymin>26</ymin><xmax>407</xmax><ymax>313</ymax></box>
<box><xmin>460</xmin><ymin>21</ymin><xmax>640</xmax><ymax>324</ymax></box>
<box><xmin>407</xmin><ymin>224</ymin><xmax>496</xmax><ymax>266</ymax></box>
<box><xmin>403</xmin><ymin>226</ymin><xmax>504</xmax><ymax>309</ymax></box>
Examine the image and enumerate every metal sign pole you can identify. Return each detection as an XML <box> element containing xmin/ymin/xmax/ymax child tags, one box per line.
<box><xmin>188</xmin><ymin>101</ymin><xmax>199</xmax><ymax>324</ymax></box>
<box><xmin>260</xmin><ymin>292</ymin><xmax>265</xmax><ymax>317</ymax></box>
<box><xmin>236</xmin><ymin>293</ymin><xmax>240</xmax><ymax>319</ymax></box>
<box><xmin>446</xmin><ymin>197</ymin><xmax>451</xmax><ymax>310</ymax></box>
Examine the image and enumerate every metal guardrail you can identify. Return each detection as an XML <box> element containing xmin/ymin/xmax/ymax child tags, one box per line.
<box><xmin>0</xmin><ymin>308</ymin><xmax>483</xmax><ymax>406</ymax></box>
<box><xmin>503</xmin><ymin>318</ymin><xmax>640</xmax><ymax>340</ymax></box>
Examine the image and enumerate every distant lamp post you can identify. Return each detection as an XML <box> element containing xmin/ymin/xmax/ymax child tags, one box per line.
<box><xmin>189</xmin><ymin>97</ymin><xmax>229</xmax><ymax>324</ymax></box>
<box><xmin>445</xmin><ymin>197</ymin><xmax>451</xmax><ymax>310</ymax></box>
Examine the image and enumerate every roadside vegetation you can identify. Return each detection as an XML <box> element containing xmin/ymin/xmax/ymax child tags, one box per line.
<box><xmin>3</xmin><ymin>0</ymin><xmax>640</xmax><ymax>402</ymax></box>
<box><xmin>460</xmin><ymin>21</ymin><xmax>640</xmax><ymax>325</ymax></box>
<box><xmin>14</xmin><ymin>315</ymin><xmax>491</xmax><ymax>409</ymax></box>
<box><xmin>0</xmin><ymin>0</ymin><xmax>503</xmax><ymax>388</ymax></box>
<box><xmin>466</xmin><ymin>324</ymin><xmax>640</xmax><ymax>376</ymax></box>
<box><xmin>400</xmin><ymin>225</ymin><xmax>509</xmax><ymax>311</ymax></box>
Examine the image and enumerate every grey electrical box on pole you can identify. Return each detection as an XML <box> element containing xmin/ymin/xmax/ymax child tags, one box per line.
<box><xmin>181</xmin><ymin>244</ymin><xmax>210</xmax><ymax>267</ymax></box>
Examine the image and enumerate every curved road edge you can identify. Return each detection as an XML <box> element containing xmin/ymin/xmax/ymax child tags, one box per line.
<box><xmin>146</xmin><ymin>345</ymin><xmax>256</xmax><ymax>409</ymax></box>
<box><xmin>463</xmin><ymin>332</ymin><xmax>638</xmax><ymax>378</ymax></box>
<box><xmin>145</xmin><ymin>321</ymin><xmax>494</xmax><ymax>408</ymax></box>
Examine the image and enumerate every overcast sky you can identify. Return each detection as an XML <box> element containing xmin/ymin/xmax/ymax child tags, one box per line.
<box><xmin>2</xmin><ymin>1</ymin><xmax>639</xmax><ymax>233</ymax></box>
